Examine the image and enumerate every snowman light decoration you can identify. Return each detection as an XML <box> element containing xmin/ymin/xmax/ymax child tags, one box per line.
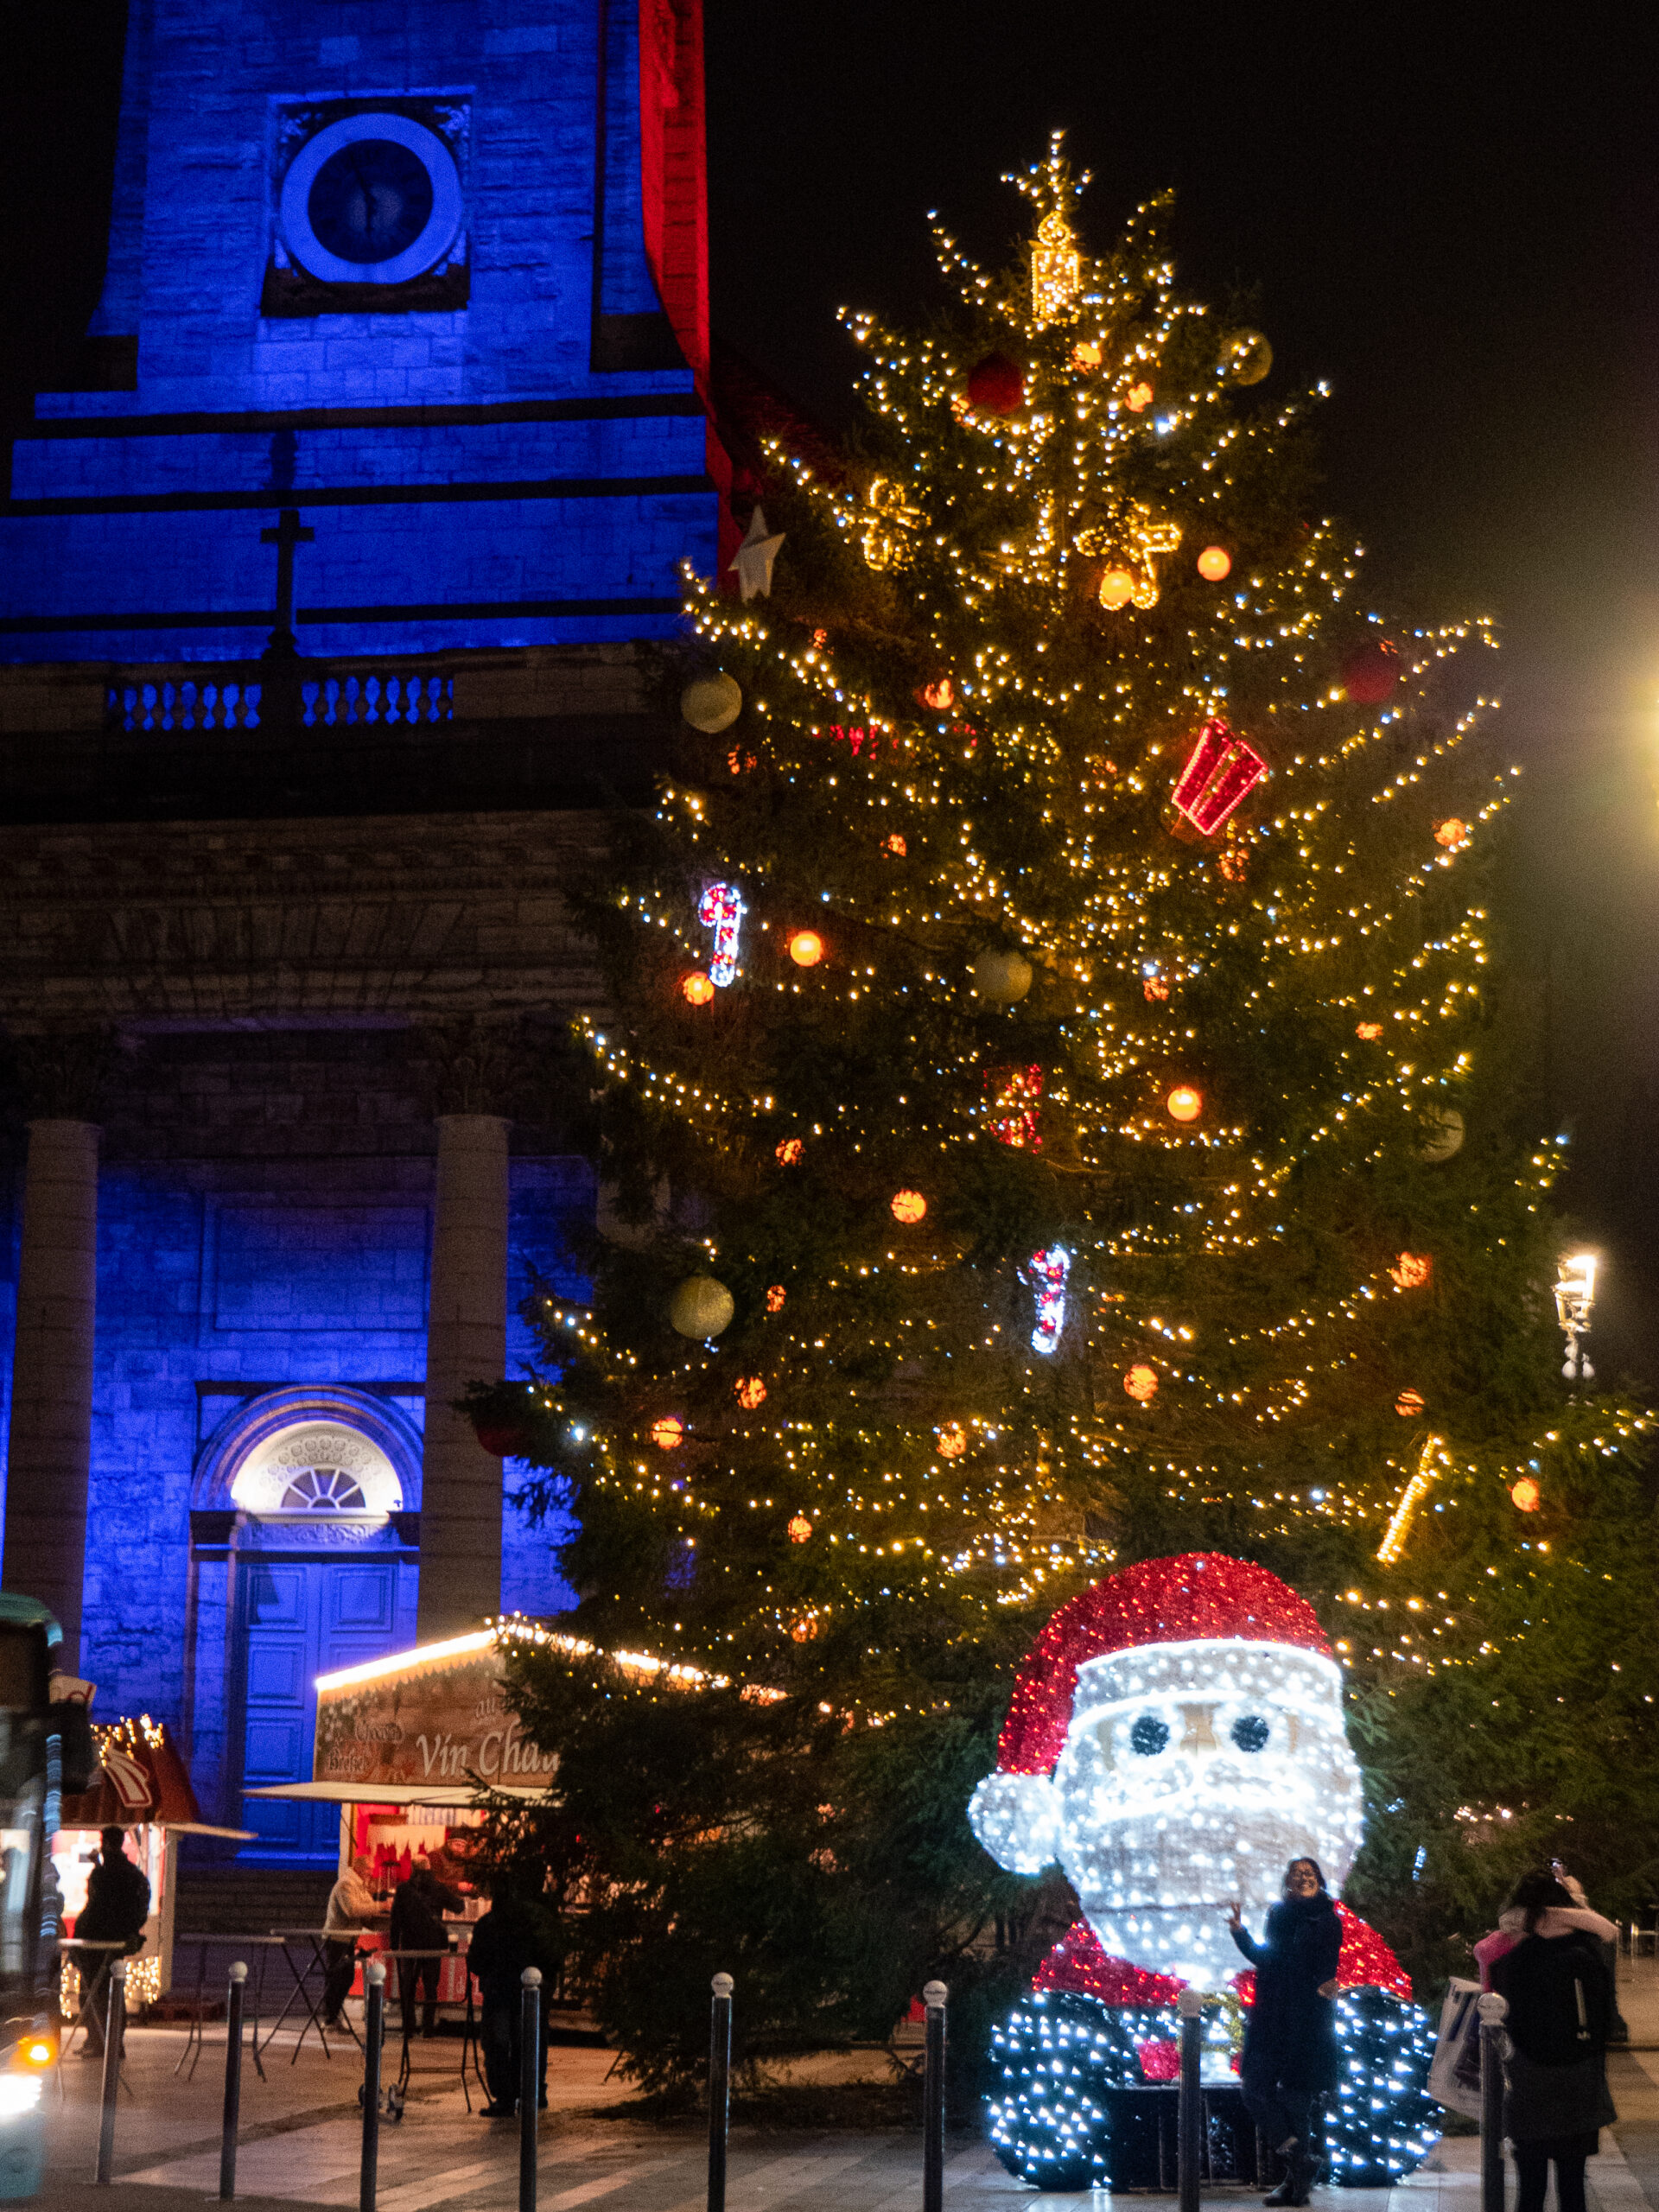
<box><xmin>970</xmin><ymin>1552</ymin><xmax>1363</xmax><ymax>1990</ymax></box>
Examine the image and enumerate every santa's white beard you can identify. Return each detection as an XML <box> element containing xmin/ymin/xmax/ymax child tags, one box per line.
<box><xmin>1065</xmin><ymin>1803</ymin><xmax>1345</xmax><ymax>1989</ymax></box>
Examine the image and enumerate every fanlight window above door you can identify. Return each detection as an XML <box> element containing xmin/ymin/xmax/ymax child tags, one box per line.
<box><xmin>232</xmin><ymin>1421</ymin><xmax>403</xmax><ymax>1518</ymax></box>
<box><xmin>279</xmin><ymin>1465</ymin><xmax>370</xmax><ymax>1514</ymax></box>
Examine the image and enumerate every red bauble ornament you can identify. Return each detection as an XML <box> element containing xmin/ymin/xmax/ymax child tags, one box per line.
<box><xmin>1342</xmin><ymin>639</ymin><xmax>1402</xmax><ymax>705</ymax></box>
<box><xmin>474</xmin><ymin>1421</ymin><xmax>529</xmax><ymax>1458</ymax></box>
<box><xmin>966</xmin><ymin>353</ymin><xmax>1025</xmax><ymax>416</ymax></box>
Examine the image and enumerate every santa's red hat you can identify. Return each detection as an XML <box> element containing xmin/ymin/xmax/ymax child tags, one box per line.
<box><xmin>996</xmin><ymin>1551</ymin><xmax>1330</xmax><ymax>1775</ymax></box>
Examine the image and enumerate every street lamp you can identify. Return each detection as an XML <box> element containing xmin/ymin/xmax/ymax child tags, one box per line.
<box><xmin>1553</xmin><ymin>1252</ymin><xmax>1598</xmax><ymax>1383</ymax></box>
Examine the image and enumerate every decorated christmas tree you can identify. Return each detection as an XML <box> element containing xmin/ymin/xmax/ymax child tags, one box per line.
<box><xmin>475</xmin><ymin>140</ymin><xmax>1659</xmax><ymax>2083</ymax></box>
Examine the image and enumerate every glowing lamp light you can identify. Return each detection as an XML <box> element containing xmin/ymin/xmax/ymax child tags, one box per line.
<box><xmin>1433</xmin><ymin>817</ymin><xmax>1470</xmax><ymax>850</ymax></box>
<box><xmin>651</xmin><ymin>1415</ymin><xmax>685</xmax><ymax>1451</ymax></box>
<box><xmin>775</xmin><ymin>1136</ymin><xmax>804</xmax><ymax>1165</ymax></box>
<box><xmin>787</xmin><ymin>1514</ymin><xmax>814</xmax><ymax>1543</ymax></box>
<box><xmin>1170</xmin><ymin>717</ymin><xmax>1268</xmax><ymax>836</ymax></box>
<box><xmin>1395</xmin><ymin>1389</ymin><xmax>1426</xmax><ymax>1418</ymax></box>
<box><xmin>696</xmin><ymin>880</ymin><xmax>745</xmax><ymax>986</ymax></box>
<box><xmin>766</xmin><ymin>1285</ymin><xmax>786</xmax><ymax>1312</ymax></box>
<box><xmin>1124</xmin><ymin>1363</ymin><xmax>1160</xmax><ymax>1402</ymax></box>
<box><xmin>682</xmin><ymin>972</ymin><xmax>715</xmax><ymax>1006</ymax></box>
<box><xmin>1166</xmin><ymin>1084</ymin><xmax>1203</xmax><ymax>1124</ymax></box>
<box><xmin>788</xmin><ymin>930</ymin><xmax>824</xmax><ymax>967</ymax></box>
<box><xmin>1196</xmin><ymin>545</ymin><xmax>1232</xmax><ymax>582</ymax></box>
<box><xmin>1389</xmin><ymin>1252</ymin><xmax>1433</xmax><ymax>1290</ymax></box>
<box><xmin>936</xmin><ymin>1424</ymin><xmax>968</xmax><ymax>1459</ymax></box>
<box><xmin>891</xmin><ymin>1189</ymin><xmax>927</xmax><ymax>1224</ymax></box>
<box><xmin>19</xmin><ymin>2034</ymin><xmax>54</xmax><ymax>2068</ymax></box>
<box><xmin>1125</xmin><ymin>380</ymin><xmax>1154</xmax><ymax>412</ymax></box>
<box><xmin>1098</xmin><ymin>569</ymin><xmax>1136</xmax><ymax>610</ymax></box>
<box><xmin>883</xmin><ymin>832</ymin><xmax>907</xmax><ymax>856</ymax></box>
<box><xmin>734</xmin><ymin>1376</ymin><xmax>767</xmax><ymax>1410</ymax></box>
<box><xmin>1356</xmin><ymin>1020</ymin><xmax>1383</xmax><ymax>1040</ymax></box>
<box><xmin>1511</xmin><ymin>1478</ymin><xmax>1541</xmax><ymax>1513</ymax></box>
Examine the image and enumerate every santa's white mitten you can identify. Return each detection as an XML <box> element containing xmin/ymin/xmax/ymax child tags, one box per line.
<box><xmin>969</xmin><ymin>1769</ymin><xmax>1060</xmax><ymax>1873</ymax></box>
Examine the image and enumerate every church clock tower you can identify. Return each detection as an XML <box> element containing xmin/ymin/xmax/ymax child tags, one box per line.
<box><xmin>0</xmin><ymin>0</ymin><xmax>726</xmax><ymax>661</ymax></box>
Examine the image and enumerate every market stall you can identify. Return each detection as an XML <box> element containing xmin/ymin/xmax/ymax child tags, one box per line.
<box><xmin>55</xmin><ymin>1714</ymin><xmax>253</xmax><ymax>2008</ymax></box>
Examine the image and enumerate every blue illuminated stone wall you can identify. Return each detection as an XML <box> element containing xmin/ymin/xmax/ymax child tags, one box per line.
<box><xmin>0</xmin><ymin>0</ymin><xmax>716</xmax><ymax>662</ymax></box>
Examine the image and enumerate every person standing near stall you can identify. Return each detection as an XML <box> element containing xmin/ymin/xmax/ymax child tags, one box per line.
<box><xmin>76</xmin><ymin>1827</ymin><xmax>150</xmax><ymax>2057</ymax></box>
<box><xmin>466</xmin><ymin>1874</ymin><xmax>561</xmax><ymax>2117</ymax></box>
<box><xmin>1488</xmin><ymin>1872</ymin><xmax>1617</xmax><ymax>2212</ymax></box>
<box><xmin>1227</xmin><ymin>1856</ymin><xmax>1343</xmax><ymax>2208</ymax></box>
<box><xmin>389</xmin><ymin>1862</ymin><xmax>462</xmax><ymax>2037</ymax></box>
<box><xmin>321</xmin><ymin>1853</ymin><xmax>378</xmax><ymax>2030</ymax></box>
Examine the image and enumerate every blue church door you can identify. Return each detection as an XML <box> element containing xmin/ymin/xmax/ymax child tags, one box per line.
<box><xmin>238</xmin><ymin>1556</ymin><xmax>416</xmax><ymax>1863</ymax></box>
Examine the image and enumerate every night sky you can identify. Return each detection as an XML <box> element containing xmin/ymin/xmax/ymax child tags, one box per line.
<box><xmin>4</xmin><ymin>3</ymin><xmax>1656</xmax><ymax>1372</ymax></box>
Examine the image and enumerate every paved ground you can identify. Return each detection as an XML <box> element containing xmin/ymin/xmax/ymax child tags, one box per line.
<box><xmin>30</xmin><ymin>1951</ymin><xmax>1659</xmax><ymax>2209</ymax></box>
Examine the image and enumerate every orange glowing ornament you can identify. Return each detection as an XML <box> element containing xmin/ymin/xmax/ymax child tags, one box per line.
<box><xmin>682</xmin><ymin>973</ymin><xmax>715</xmax><ymax>1006</ymax></box>
<box><xmin>651</xmin><ymin>1415</ymin><xmax>685</xmax><ymax>1450</ymax></box>
<box><xmin>790</xmin><ymin>1614</ymin><xmax>819</xmax><ymax>1642</ymax></box>
<box><xmin>775</xmin><ymin>1137</ymin><xmax>804</xmax><ymax>1165</ymax></box>
<box><xmin>734</xmin><ymin>1376</ymin><xmax>767</xmax><ymax>1409</ymax></box>
<box><xmin>1389</xmin><ymin>1252</ymin><xmax>1433</xmax><ymax>1289</ymax></box>
<box><xmin>1124</xmin><ymin>1363</ymin><xmax>1160</xmax><ymax>1402</ymax></box>
<box><xmin>1217</xmin><ymin>845</ymin><xmax>1249</xmax><ymax>883</ymax></box>
<box><xmin>919</xmin><ymin>678</ymin><xmax>955</xmax><ymax>709</ymax></box>
<box><xmin>1071</xmin><ymin>340</ymin><xmax>1103</xmax><ymax>370</ymax></box>
<box><xmin>1098</xmin><ymin>569</ymin><xmax>1136</xmax><ymax>610</ymax></box>
<box><xmin>1511</xmin><ymin>1478</ymin><xmax>1541</xmax><ymax>1513</ymax></box>
<box><xmin>936</xmin><ymin>1424</ymin><xmax>968</xmax><ymax>1459</ymax></box>
<box><xmin>788</xmin><ymin>930</ymin><xmax>824</xmax><ymax>968</ymax></box>
<box><xmin>1197</xmin><ymin>545</ymin><xmax>1232</xmax><ymax>582</ymax></box>
<box><xmin>1125</xmin><ymin>381</ymin><xmax>1154</xmax><ymax>411</ymax></box>
<box><xmin>787</xmin><ymin>1514</ymin><xmax>814</xmax><ymax>1543</ymax></box>
<box><xmin>1143</xmin><ymin>976</ymin><xmax>1171</xmax><ymax>1002</ymax></box>
<box><xmin>1166</xmin><ymin>1084</ymin><xmax>1203</xmax><ymax>1123</ymax></box>
<box><xmin>883</xmin><ymin>832</ymin><xmax>907</xmax><ymax>856</ymax></box>
<box><xmin>1395</xmin><ymin>1389</ymin><xmax>1426</xmax><ymax>1418</ymax></box>
<box><xmin>1356</xmin><ymin>1020</ymin><xmax>1384</xmax><ymax>1040</ymax></box>
<box><xmin>1434</xmin><ymin>817</ymin><xmax>1470</xmax><ymax>849</ymax></box>
<box><xmin>766</xmin><ymin>1285</ymin><xmax>786</xmax><ymax>1313</ymax></box>
<box><xmin>891</xmin><ymin>1189</ymin><xmax>927</xmax><ymax>1224</ymax></box>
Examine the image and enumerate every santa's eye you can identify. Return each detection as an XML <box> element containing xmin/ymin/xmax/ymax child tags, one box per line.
<box><xmin>1231</xmin><ymin>1714</ymin><xmax>1271</xmax><ymax>1753</ymax></box>
<box><xmin>1129</xmin><ymin>1714</ymin><xmax>1170</xmax><ymax>1757</ymax></box>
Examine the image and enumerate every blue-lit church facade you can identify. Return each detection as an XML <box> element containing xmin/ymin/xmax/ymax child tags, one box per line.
<box><xmin>0</xmin><ymin>0</ymin><xmax>726</xmax><ymax>1863</ymax></box>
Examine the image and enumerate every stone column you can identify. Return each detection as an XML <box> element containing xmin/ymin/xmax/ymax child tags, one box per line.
<box><xmin>418</xmin><ymin>1115</ymin><xmax>509</xmax><ymax>1641</ymax></box>
<box><xmin>3</xmin><ymin>1119</ymin><xmax>100</xmax><ymax>1670</ymax></box>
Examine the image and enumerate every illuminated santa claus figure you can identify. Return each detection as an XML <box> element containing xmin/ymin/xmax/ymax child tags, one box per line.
<box><xmin>970</xmin><ymin>1551</ymin><xmax>1363</xmax><ymax>1990</ymax></box>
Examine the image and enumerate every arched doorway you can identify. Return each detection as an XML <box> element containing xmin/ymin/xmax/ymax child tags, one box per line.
<box><xmin>194</xmin><ymin>1392</ymin><xmax>421</xmax><ymax>1864</ymax></box>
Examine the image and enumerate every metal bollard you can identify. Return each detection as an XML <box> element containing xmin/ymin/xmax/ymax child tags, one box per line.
<box><xmin>708</xmin><ymin>1973</ymin><xmax>733</xmax><ymax>2212</ymax></box>
<box><xmin>519</xmin><ymin>1967</ymin><xmax>543</xmax><ymax>2212</ymax></box>
<box><xmin>1177</xmin><ymin>1986</ymin><xmax>1203</xmax><ymax>2212</ymax></box>
<box><xmin>95</xmin><ymin>1958</ymin><xmax>128</xmax><ymax>2184</ymax></box>
<box><xmin>220</xmin><ymin>1962</ymin><xmax>248</xmax><ymax>2202</ymax></box>
<box><xmin>361</xmin><ymin>1959</ymin><xmax>385</xmax><ymax>2212</ymax></box>
<box><xmin>922</xmin><ymin>1980</ymin><xmax>947</xmax><ymax>2212</ymax></box>
<box><xmin>1479</xmin><ymin>1993</ymin><xmax>1508</xmax><ymax>2212</ymax></box>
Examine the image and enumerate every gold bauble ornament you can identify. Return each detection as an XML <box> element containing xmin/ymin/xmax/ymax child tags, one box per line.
<box><xmin>973</xmin><ymin>949</ymin><xmax>1033</xmax><ymax>1007</ymax></box>
<box><xmin>1420</xmin><ymin>1107</ymin><xmax>1465</xmax><ymax>1163</ymax></box>
<box><xmin>1221</xmin><ymin>329</ymin><xmax>1274</xmax><ymax>385</ymax></box>
<box><xmin>669</xmin><ymin>1275</ymin><xmax>735</xmax><ymax>1338</ymax></box>
<box><xmin>680</xmin><ymin>673</ymin><xmax>743</xmax><ymax>734</ymax></box>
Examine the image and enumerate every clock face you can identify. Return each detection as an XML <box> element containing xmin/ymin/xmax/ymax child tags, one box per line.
<box><xmin>279</xmin><ymin>113</ymin><xmax>463</xmax><ymax>288</ymax></box>
<box><xmin>308</xmin><ymin>140</ymin><xmax>435</xmax><ymax>266</ymax></box>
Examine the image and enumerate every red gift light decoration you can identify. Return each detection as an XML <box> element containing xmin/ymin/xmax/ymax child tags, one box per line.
<box><xmin>986</xmin><ymin>1064</ymin><xmax>1044</xmax><ymax>1149</ymax></box>
<box><xmin>1170</xmin><ymin>718</ymin><xmax>1268</xmax><ymax>836</ymax></box>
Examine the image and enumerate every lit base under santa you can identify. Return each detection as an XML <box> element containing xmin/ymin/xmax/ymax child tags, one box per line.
<box><xmin>987</xmin><ymin>1910</ymin><xmax>1440</xmax><ymax>2193</ymax></box>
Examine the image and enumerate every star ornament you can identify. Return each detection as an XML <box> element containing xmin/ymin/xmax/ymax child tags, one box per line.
<box><xmin>729</xmin><ymin>505</ymin><xmax>785</xmax><ymax>601</ymax></box>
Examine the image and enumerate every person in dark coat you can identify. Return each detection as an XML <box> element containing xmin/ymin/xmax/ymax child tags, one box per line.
<box><xmin>466</xmin><ymin>1877</ymin><xmax>561</xmax><ymax>2117</ymax></box>
<box><xmin>1488</xmin><ymin>1872</ymin><xmax>1617</xmax><ymax>2212</ymax></box>
<box><xmin>389</xmin><ymin>1864</ymin><xmax>462</xmax><ymax>2037</ymax></box>
<box><xmin>76</xmin><ymin>1827</ymin><xmax>151</xmax><ymax>2056</ymax></box>
<box><xmin>1228</xmin><ymin>1855</ymin><xmax>1343</xmax><ymax>2207</ymax></box>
